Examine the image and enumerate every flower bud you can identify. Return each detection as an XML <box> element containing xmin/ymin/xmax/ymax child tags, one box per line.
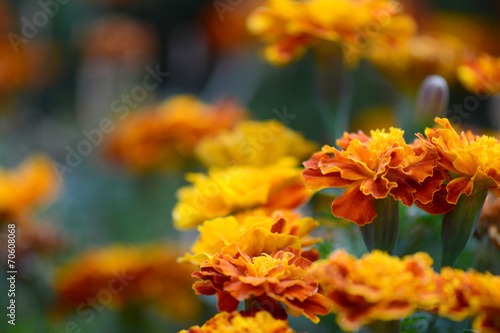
<box><xmin>416</xmin><ymin>75</ymin><xmax>449</xmax><ymax>120</ymax></box>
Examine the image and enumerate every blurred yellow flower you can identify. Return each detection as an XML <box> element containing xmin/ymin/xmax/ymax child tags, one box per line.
<box><xmin>179</xmin><ymin>310</ymin><xmax>297</xmax><ymax>333</ymax></box>
<box><xmin>457</xmin><ymin>54</ymin><xmax>500</xmax><ymax>95</ymax></box>
<box><xmin>106</xmin><ymin>95</ymin><xmax>247</xmax><ymax>173</ymax></box>
<box><xmin>437</xmin><ymin>268</ymin><xmax>500</xmax><ymax>333</ymax></box>
<box><xmin>0</xmin><ymin>155</ymin><xmax>60</xmax><ymax>225</ymax></box>
<box><xmin>309</xmin><ymin>249</ymin><xmax>439</xmax><ymax>332</ymax></box>
<box><xmin>419</xmin><ymin>117</ymin><xmax>500</xmax><ymax>204</ymax></box>
<box><xmin>180</xmin><ymin>209</ymin><xmax>320</xmax><ymax>264</ymax></box>
<box><xmin>247</xmin><ymin>0</ymin><xmax>416</xmax><ymax>65</ymax></box>
<box><xmin>173</xmin><ymin>158</ymin><xmax>313</xmax><ymax>229</ymax></box>
<box><xmin>195</xmin><ymin>120</ymin><xmax>318</xmax><ymax>168</ymax></box>
<box><xmin>193</xmin><ymin>243</ymin><xmax>331</xmax><ymax>323</ymax></box>
<box><xmin>53</xmin><ymin>243</ymin><xmax>201</xmax><ymax>321</ymax></box>
<box><xmin>367</xmin><ymin>33</ymin><xmax>470</xmax><ymax>93</ymax></box>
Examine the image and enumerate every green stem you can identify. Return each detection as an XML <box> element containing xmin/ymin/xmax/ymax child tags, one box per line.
<box><xmin>441</xmin><ymin>190</ymin><xmax>488</xmax><ymax>268</ymax></box>
<box><xmin>359</xmin><ymin>320</ymin><xmax>400</xmax><ymax>333</ymax></box>
<box><xmin>360</xmin><ymin>197</ymin><xmax>399</xmax><ymax>255</ymax></box>
<box><xmin>335</xmin><ymin>65</ymin><xmax>353</xmax><ymax>141</ymax></box>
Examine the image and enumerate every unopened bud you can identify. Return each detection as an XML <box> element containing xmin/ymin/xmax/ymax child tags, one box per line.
<box><xmin>416</xmin><ymin>75</ymin><xmax>449</xmax><ymax>120</ymax></box>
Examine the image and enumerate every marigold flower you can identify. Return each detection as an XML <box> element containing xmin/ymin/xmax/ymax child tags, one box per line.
<box><xmin>53</xmin><ymin>243</ymin><xmax>201</xmax><ymax>321</ymax></box>
<box><xmin>457</xmin><ymin>54</ymin><xmax>500</xmax><ymax>95</ymax></box>
<box><xmin>302</xmin><ymin>128</ymin><xmax>445</xmax><ymax>225</ymax></box>
<box><xmin>247</xmin><ymin>0</ymin><xmax>416</xmax><ymax>65</ymax></box>
<box><xmin>105</xmin><ymin>95</ymin><xmax>247</xmax><ymax>173</ymax></box>
<box><xmin>477</xmin><ymin>193</ymin><xmax>500</xmax><ymax>249</ymax></box>
<box><xmin>0</xmin><ymin>155</ymin><xmax>60</xmax><ymax>225</ymax></box>
<box><xmin>192</xmin><ymin>243</ymin><xmax>331</xmax><ymax>323</ymax></box>
<box><xmin>419</xmin><ymin>117</ymin><xmax>500</xmax><ymax>204</ymax></box>
<box><xmin>179</xmin><ymin>310</ymin><xmax>297</xmax><ymax>333</ymax></box>
<box><xmin>309</xmin><ymin>249</ymin><xmax>439</xmax><ymax>332</ymax></box>
<box><xmin>437</xmin><ymin>268</ymin><xmax>500</xmax><ymax>333</ymax></box>
<box><xmin>180</xmin><ymin>209</ymin><xmax>320</xmax><ymax>264</ymax></box>
<box><xmin>173</xmin><ymin>158</ymin><xmax>313</xmax><ymax>229</ymax></box>
<box><xmin>195</xmin><ymin>120</ymin><xmax>318</xmax><ymax>168</ymax></box>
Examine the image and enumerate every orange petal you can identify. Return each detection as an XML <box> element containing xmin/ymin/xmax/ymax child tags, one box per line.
<box><xmin>331</xmin><ymin>183</ymin><xmax>376</xmax><ymax>226</ymax></box>
<box><xmin>302</xmin><ymin>169</ymin><xmax>353</xmax><ymax>191</ymax></box>
<box><xmin>446</xmin><ymin>177</ymin><xmax>474</xmax><ymax>204</ymax></box>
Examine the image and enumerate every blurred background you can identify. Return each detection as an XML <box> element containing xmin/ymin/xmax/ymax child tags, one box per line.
<box><xmin>1</xmin><ymin>0</ymin><xmax>500</xmax><ymax>332</ymax></box>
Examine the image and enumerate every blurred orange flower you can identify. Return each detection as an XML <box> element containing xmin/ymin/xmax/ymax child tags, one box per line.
<box><xmin>173</xmin><ymin>157</ymin><xmax>312</xmax><ymax>229</ymax></box>
<box><xmin>0</xmin><ymin>155</ymin><xmax>60</xmax><ymax>225</ymax></box>
<box><xmin>180</xmin><ymin>209</ymin><xmax>320</xmax><ymax>264</ymax></box>
<box><xmin>106</xmin><ymin>95</ymin><xmax>247</xmax><ymax>173</ymax></box>
<box><xmin>309</xmin><ymin>249</ymin><xmax>439</xmax><ymax>332</ymax></box>
<box><xmin>247</xmin><ymin>0</ymin><xmax>416</xmax><ymax>65</ymax></box>
<box><xmin>179</xmin><ymin>310</ymin><xmax>296</xmax><ymax>333</ymax></box>
<box><xmin>192</xmin><ymin>243</ymin><xmax>331</xmax><ymax>323</ymax></box>
<box><xmin>418</xmin><ymin>117</ymin><xmax>500</xmax><ymax>204</ymax></box>
<box><xmin>457</xmin><ymin>54</ymin><xmax>500</xmax><ymax>95</ymax></box>
<box><xmin>53</xmin><ymin>243</ymin><xmax>201</xmax><ymax>321</ymax></box>
<box><xmin>437</xmin><ymin>268</ymin><xmax>500</xmax><ymax>333</ymax></box>
<box><xmin>302</xmin><ymin>128</ymin><xmax>445</xmax><ymax>225</ymax></box>
<box><xmin>477</xmin><ymin>193</ymin><xmax>500</xmax><ymax>249</ymax></box>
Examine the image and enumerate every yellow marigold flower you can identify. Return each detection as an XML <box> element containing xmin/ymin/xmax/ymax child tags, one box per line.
<box><xmin>309</xmin><ymin>249</ymin><xmax>439</xmax><ymax>332</ymax></box>
<box><xmin>457</xmin><ymin>54</ymin><xmax>500</xmax><ymax>95</ymax></box>
<box><xmin>437</xmin><ymin>268</ymin><xmax>500</xmax><ymax>333</ymax></box>
<box><xmin>303</xmin><ymin>128</ymin><xmax>446</xmax><ymax>225</ymax></box>
<box><xmin>173</xmin><ymin>158</ymin><xmax>313</xmax><ymax>229</ymax></box>
<box><xmin>192</xmin><ymin>244</ymin><xmax>331</xmax><ymax>323</ymax></box>
<box><xmin>180</xmin><ymin>209</ymin><xmax>321</xmax><ymax>264</ymax></box>
<box><xmin>0</xmin><ymin>155</ymin><xmax>60</xmax><ymax>224</ymax></box>
<box><xmin>105</xmin><ymin>95</ymin><xmax>247</xmax><ymax>173</ymax></box>
<box><xmin>195</xmin><ymin>120</ymin><xmax>318</xmax><ymax>168</ymax></box>
<box><xmin>179</xmin><ymin>310</ymin><xmax>297</xmax><ymax>333</ymax></box>
<box><xmin>419</xmin><ymin>117</ymin><xmax>500</xmax><ymax>204</ymax></box>
<box><xmin>247</xmin><ymin>0</ymin><xmax>416</xmax><ymax>65</ymax></box>
<box><xmin>53</xmin><ymin>243</ymin><xmax>201</xmax><ymax>321</ymax></box>
<box><xmin>367</xmin><ymin>33</ymin><xmax>470</xmax><ymax>93</ymax></box>
<box><xmin>477</xmin><ymin>193</ymin><xmax>500</xmax><ymax>250</ymax></box>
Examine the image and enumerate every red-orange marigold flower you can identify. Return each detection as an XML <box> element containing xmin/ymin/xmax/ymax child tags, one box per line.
<box><xmin>437</xmin><ymin>268</ymin><xmax>500</xmax><ymax>333</ymax></box>
<box><xmin>192</xmin><ymin>243</ymin><xmax>331</xmax><ymax>323</ymax></box>
<box><xmin>302</xmin><ymin>128</ymin><xmax>445</xmax><ymax>225</ymax></box>
<box><xmin>309</xmin><ymin>249</ymin><xmax>439</xmax><ymax>332</ymax></box>
<box><xmin>418</xmin><ymin>117</ymin><xmax>500</xmax><ymax>204</ymax></box>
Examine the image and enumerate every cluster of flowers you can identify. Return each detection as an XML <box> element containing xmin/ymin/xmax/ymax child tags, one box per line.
<box><xmin>247</xmin><ymin>0</ymin><xmax>500</xmax><ymax>94</ymax></box>
<box><xmin>176</xmin><ymin>115</ymin><xmax>500</xmax><ymax>332</ymax></box>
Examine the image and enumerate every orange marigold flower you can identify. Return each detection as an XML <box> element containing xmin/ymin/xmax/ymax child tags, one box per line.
<box><xmin>105</xmin><ymin>95</ymin><xmax>247</xmax><ymax>173</ymax></box>
<box><xmin>0</xmin><ymin>155</ymin><xmax>60</xmax><ymax>225</ymax></box>
<box><xmin>419</xmin><ymin>117</ymin><xmax>500</xmax><ymax>205</ymax></box>
<box><xmin>192</xmin><ymin>243</ymin><xmax>331</xmax><ymax>323</ymax></box>
<box><xmin>195</xmin><ymin>120</ymin><xmax>318</xmax><ymax>168</ymax></box>
<box><xmin>173</xmin><ymin>158</ymin><xmax>313</xmax><ymax>229</ymax></box>
<box><xmin>477</xmin><ymin>193</ymin><xmax>500</xmax><ymax>250</ymax></box>
<box><xmin>53</xmin><ymin>243</ymin><xmax>201</xmax><ymax>321</ymax></box>
<box><xmin>457</xmin><ymin>54</ymin><xmax>500</xmax><ymax>95</ymax></box>
<box><xmin>309</xmin><ymin>249</ymin><xmax>439</xmax><ymax>332</ymax></box>
<box><xmin>247</xmin><ymin>0</ymin><xmax>416</xmax><ymax>65</ymax></box>
<box><xmin>179</xmin><ymin>310</ymin><xmax>297</xmax><ymax>333</ymax></box>
<box><xmin>180</xmin><ymin>209</ymin><xmax>321</xmax><ymax>264</ymax></box>
<box><xmin>437</xmin><ymin>268</ymin><xmax>500</xmax><ymax>333</ymax></box>
<box><xmin>302</xmin><ymin>128</ymin><xmax>445</xmax><ymax>225</ymax></box>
